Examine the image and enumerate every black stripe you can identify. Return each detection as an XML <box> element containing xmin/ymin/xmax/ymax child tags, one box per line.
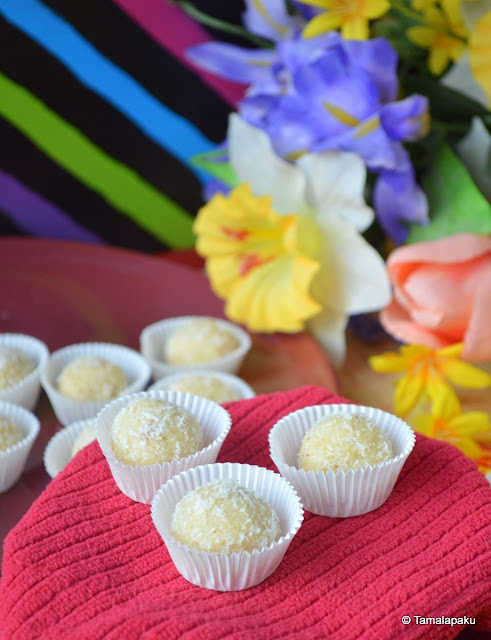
<box><xmin>0</xmin><ymin>118</ymin><xmax>165</xmax><ymax>252</ymax></box>
<box><xmin>0</xmin><ymin>210</ymin><xmax>25</xmax><ymax>237</ymax></box>
<box><xmin>0</xmin><ymin>18</ymin><xmax>205</xmax><ymax>219</ymax></box>
<box><xmin>42</xmin><ymin>0</ymin><xmax>232</xmax><ymax>143</ymax></box>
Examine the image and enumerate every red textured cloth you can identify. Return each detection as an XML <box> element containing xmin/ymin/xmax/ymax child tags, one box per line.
<box><xmin>1</xmin><ymin>386</ymin><xmax>490</xmax><ymax>640</ymax></box>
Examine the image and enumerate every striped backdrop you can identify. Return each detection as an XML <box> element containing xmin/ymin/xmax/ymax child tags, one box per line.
<box><xmin>0</xmin><ymin>0</ymin><xmax>245</xmax><ymax>251</ymax></box>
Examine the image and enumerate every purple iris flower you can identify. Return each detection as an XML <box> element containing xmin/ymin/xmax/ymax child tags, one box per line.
<box><xmin>186</xmin><ymin>1</ymin><xmax>429</xmax><ymax>243</ymax></box>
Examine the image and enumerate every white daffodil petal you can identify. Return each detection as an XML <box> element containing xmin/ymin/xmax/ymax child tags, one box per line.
<box><xmin>228</xmin><ymin>114</ymin><xmax>309</xmax><ymax>215</ymax></box>
<box><xmin>307</xmin><ymin>307</ymin><xmax>349</xmax><ymax>369</ymax></box>
<box><xmin>297</xmin><ymin>151</ymin><xmax>375</xmax><ymax>232</ymax></box>
<box><xmin>312</xmin><ymin>214</ymin><xmax>392</xmax><ymax>315</ymax></box>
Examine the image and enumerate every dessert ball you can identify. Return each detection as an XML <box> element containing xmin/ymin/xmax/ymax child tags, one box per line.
<box><xmin>0</xmin><ymin>414</ymin><xmax>24</xmax><ymax>452</ymax></box>
<box><xmin>171</xmin><ymin>479</ymin><xmax>281</xmax><ymax>554</ymax></box>
<box><xmin>168</xmin><ymin>375</ymin><xmax>239</xmax><ymax>403</ymax></box>
<box><xmin>165</xmin><ymin>318</ymin><xmax>239</xmax><ymax>366</ymax></box>
<box><xmin>57</xmin><ymin>356</ymin><xmax>127</xmax><ymax>401</ymax></box>
<box><xmin>111</xmin><ymin>398</ymin><xmax>203</xmax><ymax>466</ymax></box>
<box><xmin>0</xmin><ymin>346</ymin><xmax>35</xmax><ymax>391</ymax></box>
<box><xmin>299</xmin><ymin>413</ymin><xmax>393</xmax><ymax>473</ymax></box>
<box><xmin>71</xmin><ymin>422</ymin><xmax>97</xmax><ymax>458</ymax></box>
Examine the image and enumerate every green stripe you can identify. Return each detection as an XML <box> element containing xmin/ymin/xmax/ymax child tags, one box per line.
<box><xmin>0</xmin><ymin>72</ymin><xmax>195</xmax><ymax>248</ymax></box>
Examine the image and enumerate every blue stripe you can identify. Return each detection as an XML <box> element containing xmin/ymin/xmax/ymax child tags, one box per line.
<box><xmin>0</xmin><ymin>0</ymin><xmax>212</xmax><ymax>182</ymax></box>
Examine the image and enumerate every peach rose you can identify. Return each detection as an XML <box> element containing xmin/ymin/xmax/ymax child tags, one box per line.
<box><xmin>380</xmin><ymin>233</ymin><xmax>491</xmax><ymax>361</ymax></box>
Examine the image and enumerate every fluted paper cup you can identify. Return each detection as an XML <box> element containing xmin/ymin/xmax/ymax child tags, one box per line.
<box><xmin>140</xmin><ymin>316</ymin><xmax>252</xmax><ymax>380</ymax></box>
<box><xmin>269</xmin><ymin>404</ymin><xmax>415</xmax><ymax>518</ymax></box>
<box><xmin>0</xmin><ymin>333</ymin><xmax>49</xmax><ymax>410</ymax></box>
<box><xmin>0</xmin><ymin>400</ymin><xmax>40</xmax><ymax>493</ymax></box>
<box><xmin>151</xmin><ymin>462</ymin><xmax>303</xmax><ymax>591</ymax></box>
<box><xmin>44</xmin><ymin>418</ymin><xmax>96</xmax><ymax>478</ymax></box>
<box><xmin>149</xmin><ymin>369</ymin><xmax>255</xmax><ymax>402</ymax></box>
<box><xmin>97</xmin><ymin>390</ymin><xmax>232</xmax><ymax>504</ymax></box>
<box><xmin>41</xmin><ymin>342</ymin><xmax>151</xmax><ymax>426</ymax></box>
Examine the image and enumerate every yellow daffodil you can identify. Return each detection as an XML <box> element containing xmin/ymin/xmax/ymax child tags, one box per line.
<box><xmin>299</xmin><ymin>0</ymin><xmax>390</xmax><ymax>40</ymax></box>
<box><xmin>194</xmin><ymin>114</ymin><xmax>391</xmax><ymax>366</ymax></box>
<box><xmin>469</xmin><ymin>9</ymin><xmax>491</xmax><ymax>104</ymax></box>
<box><xmin>370</xmin><ymin>342</ymin><xmax>491</xmax><ymax>417</ymax></box>
<box><xmin>408</xmin><ymin>0</ymin><xmax>468</xmax><ymax>74</ymax></box>
<box><xmin>413</xmin><ymin>387</ymin><xmax>490</xmax><ymax>463</ymax></box>
<box><xmin>195</xmin><ymin>183</ymin><xmax>322</xmax><ymax>332</ymax></box>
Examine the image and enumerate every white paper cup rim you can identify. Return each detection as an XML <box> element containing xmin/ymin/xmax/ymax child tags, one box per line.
<box><xmin>269</xmin><ymin>404</ymin><xmax>415</xmax><ymax>477</ymax></box>
<box><xmin>148</xmin><ymin>369</ymin><xmax>255</xmax><ymax>400</ymax></box>
<box><xmin>0</xmin><ymin>400</ymin><xmax>41</xmax><ymax>456</ymax></box>
<box><xmin>269</xmin><ymin>404</ymin><xmax>415</xmax><ymax>517</ymax></box>
<box><xmin>0</xmin><ymin>400</ymin><xmax>40</xmax><ymax>458</ymax></box>
<box><xmin>44</xmin><ymin>418</ymin><xmax>95</xmax><ymax>478</ymax></box>
<box><xmin>140</xmin><ymin>316</ymin><xmax>251</xmax><ymax>376</ymax></box>
<box><xmin>41</xmin><ymin>342</ymin><xmax>151</xmax><ymax>403</ymax></box>
<box><xmin>97</xmin><ymin>389</ymin><xmax>232</xmax><ymax>475</ymax></box>
<box><xmin>151</xmin><ymin>462</ymin><xmax>304</xmax><ymax>590</ymax></box>
<box><xmin>97</xmin><ymin>389</ymin><xmax>232</xmax><ymax>503</ymax></box>
<box><xmin>0</xmin><ymin>333</ymin><xmax>49</xmax><ymax>398</ymax></box>
<box><xmin>153</xmin><ymin>463</ymin><xmax>303</xmax><ymax>559</ymax></box>
<box><xmin>40</xmin><ymin>342</ymin><xmax>151</xmax><ymax>425</ymax></box>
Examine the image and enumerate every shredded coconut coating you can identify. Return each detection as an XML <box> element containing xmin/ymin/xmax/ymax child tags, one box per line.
<box><xmin>298</xmin><ymin>413</ymin><xmax>394</xmax><ymax>473</ymax></box>
<box><xmin>0</xmin><ymin>414</ymin><xmax>23</xmax><ymax>452</ymax></box>
<box><xmin>0</xmin><ymin>346</ymin><xmax>35</xmax><ymax>391</ymax></box>
<box><xmin>57</xmin><ymin>356</ymin><xmax>127</xmax><ymax>401</ymax></box>
<box><xmin>168</xmin><ymin>375</ymin><xmax>240</xmax><ymax>403</ymax></box>
<box><xmin>171</xmin><ymin>479</ymin><xmax>281</xmax><ymax>555</ymax></box>
<box><xmin>71</xmin><ymin>422</ymin><xmax>97</xmax><ymax>458</ymax></box>
<box><xmin>110</xmin><ymin>398</ymin><xmax>203</xmax><ymax>466</ymax></box>
<box><xmin>165</xmin><ymin>319</ymin><xmax>240</xmax><ymax>366</ymax></box>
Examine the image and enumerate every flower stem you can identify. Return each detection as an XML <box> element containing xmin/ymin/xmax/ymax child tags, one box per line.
<box><xmin>169</xmin><ymin>1</ymin><xmax>274</xmax><ymax>48</ymax></box>
<box><xmin>388</xmin><ymin>0</ymin><xmax>467</xmax><ymax>43</ymax></box>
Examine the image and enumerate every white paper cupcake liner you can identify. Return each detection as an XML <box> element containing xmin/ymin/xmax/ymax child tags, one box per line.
<box><xmin>148</xmin><ymin>369</ymin><xmax>255</xmax><ymax>402</ymax></box>
<box><xmin>0</xmin><ymin>333</ymin><xmax>49</xmax><ymax>411</ymax></box>
<box><xmin>44</xmin><ymin>418</ymin><xmax>96</xmax><ymax>478</ymax></box>
<box><xmin>151</xmin><ymin>462</ymin><xmax>303</xmax><ymax>591</ymax></box>
<box><xmin>41</xmin><ymin>342</ymin><xmax>151</xmax><ymax>426</ymax></box>
<box><xmin>269</xmin><ymin>404</ymin><xmax>415</xmax><ymax>518</ymax></box>
<box><xmin>140</xmin><ymin>316</ymin><xmax>252</xmax><ymax>380</ymax></box>
<box><xmin>0</xmin><ymin>400</ymin><xmax>40</xmax><ymax>493</ymax></box>
<box><xmin>97</xmin><ymin>389</ymin><xmax>232</xmax><ymax>504</ymax></box>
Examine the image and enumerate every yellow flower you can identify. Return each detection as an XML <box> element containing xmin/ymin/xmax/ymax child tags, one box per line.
<box><xmin>413</xmin><ymin>388</ymin><xmax>490</xmax><ymax>463</ymax></box>
<box><xmin>469</xmin><ymin>9</ymin><xmax>491</xmax><ymax>105</ymax></box>
<box><xmin>407</xmin><ymin>0</ymin><xmax>468</xmax><ymax>74</ymax></box>
<box><xmin>370</xmin><ymin>342</ymin><xmax>491</xmax><ymax>417</ymax></box>
<box><xmin>299</xmin><ymin>0</ymin><xmax>390</xmax><ymax>40</ymax></box>
<box><xmin>194</xmin><ymin>183</ymin><xmax>322</xmax><ymax>332</ymax></box>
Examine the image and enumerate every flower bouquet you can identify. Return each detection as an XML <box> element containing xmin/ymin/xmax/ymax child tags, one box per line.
<box><xmin>174</xmin><ymin>0</ymin><xmax>491</xmax><ymax>473</ymax></box>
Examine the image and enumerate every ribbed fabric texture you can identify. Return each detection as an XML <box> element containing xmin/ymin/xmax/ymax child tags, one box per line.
<box><xmin>1</xmin><ymin>386</ymin><xmax>490</xmax><ymax>640</ymax></box>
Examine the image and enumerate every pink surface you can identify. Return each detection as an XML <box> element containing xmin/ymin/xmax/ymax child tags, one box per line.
<box><xmin>1</xmin><ymin>386</ymin><xmax>490</xmax><ymax>640</ymax></box>
<box><xmin>113</xmin><ymin>0</ymin><xmax>246</xmax><ymax>107</ymax></box>
<box><xmin>0</xmin><ymin>237</ymin><xmax>226</xmax><ymax>352</ymax></box>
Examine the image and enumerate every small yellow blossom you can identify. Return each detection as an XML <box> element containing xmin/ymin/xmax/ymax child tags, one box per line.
<box><xmin>194</xmin><ymin>183</ymin><xmax>322</xmax><ymax>333</ymax></box>
<box><xmin>413</xmin><ymin>388</ymin><xmax>490</xmax><ymax>464</ymax></box>
<box><xmin>299</xmin><ymin>0</ymin><xmax>390</xmax><ymax>40</ymax></box>
<box><xmin>469</xmin><ymin>9</ymin><xmax>491</xmax><ymax>105</ymax></box>
<box><xmin>369</xmin><ymin>343</ymin><xmax>491</xmax><ymax>417</ymax></box>
<box><xmin>407</xmin><ymin>0</ymin><xmax>468</xmax><ymax>74</ymax></box>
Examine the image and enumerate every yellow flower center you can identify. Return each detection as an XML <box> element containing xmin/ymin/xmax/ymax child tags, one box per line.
<box><xmin>284</xmin><ymin>215</ymin><xmax>321</xmax><ymax>260</ymax></box>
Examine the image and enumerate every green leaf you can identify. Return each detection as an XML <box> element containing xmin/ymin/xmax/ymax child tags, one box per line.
<box><xmin>407</xmin><ymin>144</ymin><xmax>491</xmax><ymax>242</ymax></box>
<box><xmin>191</xmin><ymin>149</ymin><xmax>238</xmax><ymax>188</ymax></box>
